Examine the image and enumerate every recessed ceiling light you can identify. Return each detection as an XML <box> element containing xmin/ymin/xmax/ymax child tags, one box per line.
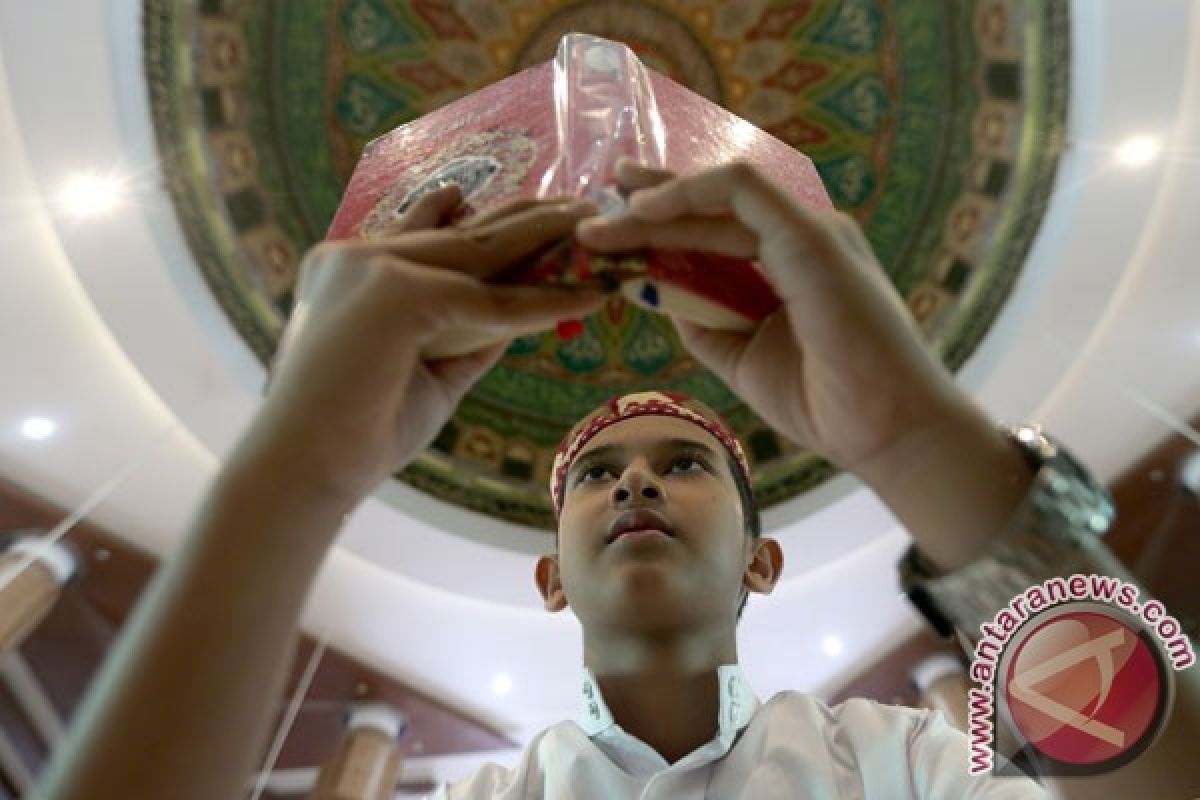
<box><xmin>57</xmin><ymin>173</ymin><xmax>126</xmax><ymax>218</ymax></box>
<box><xmin>821</xmin><ymin>635</ymin><xmax>844</xmax><ymax>657</ymax></box>
<box><xmin>1115</xmin><ymin>135</ymin><xmax>1162</xmax><ymax>167</ymax></box>
<box><xmin>490</xmin><ymin>672</ymin><xmax>513</xmax><ymax>696</ymax></box>
<box><xmin>21</xmin><ymin>417</ymin><xmax>57</xmax><ymax>440</ymax></box>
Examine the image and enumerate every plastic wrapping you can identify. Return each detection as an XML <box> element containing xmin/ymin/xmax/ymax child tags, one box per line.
<box><xmin>537</xmin><ymin>34</ymin><xmax>668</xmax><ymax>213</ymax></box>
<box><xmin>326</xmin><ymin>34</ymin><xmax>832</xmax><ymax>354</ymax></box>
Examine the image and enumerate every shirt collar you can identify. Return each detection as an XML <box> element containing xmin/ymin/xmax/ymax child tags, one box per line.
<box><xmin>577</xmin><ymin>664</ymin><xmax>760</xmax><ymax>739</ymax></box>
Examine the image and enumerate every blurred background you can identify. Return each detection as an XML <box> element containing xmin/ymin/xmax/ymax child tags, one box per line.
<box><xmin>0</xmin><ymin>0</ymin><xmax>1197</xmax><ymax>797</ymax></box>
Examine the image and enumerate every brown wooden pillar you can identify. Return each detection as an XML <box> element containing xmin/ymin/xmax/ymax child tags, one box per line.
<box><xmin>0</xmin><ymin>534</ymin><xmax>75</xmax><ymax>653</ymax></box>
<box><xmin>309</xmin><ymin>705</ymin><xmax>407</xmax><ymax>800</ymax></box>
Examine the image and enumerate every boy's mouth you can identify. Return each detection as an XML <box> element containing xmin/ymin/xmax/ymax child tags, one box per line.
<box><xmin>608</xmin><ymin>509</ymin><xmax>675</xmax><ymax>544</ymax></box>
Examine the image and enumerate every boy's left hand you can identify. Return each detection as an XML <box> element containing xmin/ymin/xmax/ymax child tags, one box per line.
<box><xmin>576</xmin><ymin>159</ymin><xmax>977</xmax><ymax>486</ymax></box>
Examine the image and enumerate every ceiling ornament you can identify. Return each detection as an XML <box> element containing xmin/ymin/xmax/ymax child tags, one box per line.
<box><xmin>144</xmin><ymin>0</ymin><xmax>1069</xmax><ymax>530</ymax></box>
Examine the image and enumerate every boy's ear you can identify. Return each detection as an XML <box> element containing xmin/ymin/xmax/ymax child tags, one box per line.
<box><xmin>743</xmin><ymin>537</ymin><xmax>784</xmax><ymax>595</ymax></box>
<box><xmin>535</xmin><ymin>554</ymin><xmax>568</xmax><ymax>612</ymax></box>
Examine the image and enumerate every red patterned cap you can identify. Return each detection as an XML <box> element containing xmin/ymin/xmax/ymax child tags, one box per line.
<box><xmin>551</xmin><ymin>391</ymin><xmax>752</xmax><ymax>516</ymax></box>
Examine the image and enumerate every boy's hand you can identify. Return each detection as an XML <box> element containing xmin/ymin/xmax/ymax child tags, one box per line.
<box><xmin>253</xmin><ymin>187</ymin><xmax>605</xmax><ymax>508</ymax></box>
<box><xmin>576</xmin><ymin>159</ymin><xmax>972</xmax><ymax>485</ymax></box>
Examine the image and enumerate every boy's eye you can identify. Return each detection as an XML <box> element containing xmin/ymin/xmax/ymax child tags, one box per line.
<box><xmin>578</xmin><ymin>464</ymin><xmax>613</xmax><ymax>484</ymax></box>
<box><xmin>574</xmin><ymin>453</ymin><xmax>708</xmax><ymax>487</ymax></box>
<box><xmin>668</xmin><ymin>455</ymin><xmax>706</xmax><ymax>474</ymax></box>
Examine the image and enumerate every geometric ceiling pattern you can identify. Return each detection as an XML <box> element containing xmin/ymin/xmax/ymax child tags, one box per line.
<box><xmin>144</xmin><ymin>0</ymin><xmax>1068</xmax><ymax>529</ymax></box>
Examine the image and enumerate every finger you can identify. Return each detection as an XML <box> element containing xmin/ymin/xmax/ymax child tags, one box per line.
<box><xmin>379</xmin><ymin>200</ymin><xmax>598</xmax><ymax>280</ymax></box>
<box><xmin>625</xmin><ymin>161</ymin><xmax>784</xmax><ymax>220</ymax></box>
<box><xmin>443</xmin><ymin>283</ymin><xmax>607</xmax><ymax>336</ymax></box>
<box><xmin>374</xmin><ymin>184</ymin><xmax>463</xmax><ymax>236</ymax></box>
<box><xmin>463</xmin><ymin>198</ymin><xmax>541</xmax><ymax>228</ymax></box>
<box><xmin>670</xmin><ymin>316</ymin><xmax>749</xmax><ymax>384</ymax></box>
<box><xmin>463</xmin><ymin>196</ymin><xmax>569</xmax><ymax>228</ymax></box>
<box><xmin>426</xmin><ymin>340</ymin><xmax>509</xmax><ymax>400</ymax></box>
<box><xmin>624</xmin><ymin>161</ymin><xmax>842</xmax><ymax>295</ymax></box>
<box><xmin>614</xmin><ymin>158</ymin><xmax>676</xmax><ymax>191</ymax></box>
<box><xmin>577</xmin><ymin>214</ymin><xmax>758</xmax><ymax>258</ymax></box>
<box><xmin>832</xmin><ymin>210</ymin><xmax>874</xmax><ymax>257</ymax></box>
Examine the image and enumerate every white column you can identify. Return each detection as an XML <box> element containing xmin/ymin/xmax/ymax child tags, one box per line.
<box><xmin>911</xmin><ymin>653</ymin><xmax>970</xmax><ymax>731</ymax></box>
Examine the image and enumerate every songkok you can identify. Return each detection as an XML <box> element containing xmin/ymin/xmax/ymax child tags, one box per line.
<box><xmin>550</xmin><ymin>391</ymin><xmax>751</xmax><ymax>516</ymax></box>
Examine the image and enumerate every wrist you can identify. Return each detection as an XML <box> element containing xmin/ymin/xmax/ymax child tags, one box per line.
<box><xmin>221</xmin><ymin>415</ymin><xmax>368</xmax><ymax>522</ymax></box>
<box><xmin>859</xmin><ymin>398</ymin><xmax>1036</xmax><ymax>571</ymax></box>
<box><xmin>856</xmin><ymin>394</ymin><xmax>996</xmax><ymax>493</ymax></box>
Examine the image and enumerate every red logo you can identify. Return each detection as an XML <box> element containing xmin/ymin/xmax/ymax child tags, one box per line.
<box><xmin>1002</xmin><ymin>608</ymin><xmax>1170</xmax><ymax>770</ymax></box>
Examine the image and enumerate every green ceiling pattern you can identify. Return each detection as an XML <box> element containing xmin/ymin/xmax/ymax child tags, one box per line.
<box><xmin>145</xmin><ymin>0</ymin><xmax>1068</xmax><ymax>529</ymax></box>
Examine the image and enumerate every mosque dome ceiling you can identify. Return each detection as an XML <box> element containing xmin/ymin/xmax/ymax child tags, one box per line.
<box><xmin>144</xmin><ymin>0</ymin><xmax>1068</xmax><ymax>529</ymax></box>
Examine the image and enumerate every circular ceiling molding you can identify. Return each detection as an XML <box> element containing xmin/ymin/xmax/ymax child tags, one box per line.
<box><xmin>144</xmin><ymin>0</ymin><xmax>1068</xmax><ymax>531</ymax></box>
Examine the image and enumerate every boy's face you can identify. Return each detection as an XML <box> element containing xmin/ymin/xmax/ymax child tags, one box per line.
<box><xmin>537</xmin><ymin>414</ymin><xmax>777</xmax><ymax>633</ymax></box>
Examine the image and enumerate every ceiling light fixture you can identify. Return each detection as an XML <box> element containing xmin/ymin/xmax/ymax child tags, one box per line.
<box><xmin>57</xmin><ymin>172</ymin><xmax>126</xmax><ymax>218</ymax></box>
<box><xmin>821</xmin><ymin>635</ymin><xmax>844</xmax><ymax>657</ymax></box>
<box><xmin>20</xmin><ymin>417</ymin><xmax>57</xmax><ymax>440</ymax></box>
<box><xmin>1115</xmin><ymin>135</ymin><xmax>1162</xmax><ymax>167</ymax></box>
<box><xmin>490</xmin><ymin>672</ymin><xmax>513</xmax><ymax>696</ymax></box>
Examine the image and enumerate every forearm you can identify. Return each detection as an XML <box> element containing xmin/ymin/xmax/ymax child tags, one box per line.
<box><xmin>860</xmin><ymin>397</ymin><xmax>1035</xmax><ymax>573</ymax></box>
<box><xmin>36</xmin><ymin>436</ymin><xmax>357</xmax><ymax>800</ymax></box>
<box><xmin>867</xmin><ymin>402</ymin><xmax>1200</xmax><ymax>796</ymax></box>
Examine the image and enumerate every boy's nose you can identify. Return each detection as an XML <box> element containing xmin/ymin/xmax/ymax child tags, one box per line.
<box><xmin>613</xmin><ymin>466</ymin><xmax>662</xmax><ymax>505</ymax></box>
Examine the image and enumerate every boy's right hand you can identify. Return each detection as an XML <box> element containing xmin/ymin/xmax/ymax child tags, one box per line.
<box><xmin>244</xmin><ymin>188</ymin><xmax>606</xmax><ymax>511</ymax></box>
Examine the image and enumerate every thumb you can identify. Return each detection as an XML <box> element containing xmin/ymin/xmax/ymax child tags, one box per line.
<box><xmin>457</xmin><ymin>285</ymin><xmax>608</xmax><ymax>338</ymax></box>
<box><xmin>671</xmin><ymin>316</ymin><xmax>750</xmax><ymax>384</ymax></box>
<box><xmin>426</xmin><ymin>340</ymin><xmax>509</xmax><ymax>402</ymax></box>
<box><xmin>372</xmin><ymin>184</ymin><xmax>463</xmax><ymax>237</ymax></box>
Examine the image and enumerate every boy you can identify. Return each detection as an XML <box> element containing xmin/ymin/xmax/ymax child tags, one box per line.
<box><xmin>37</xmin><ymin>160</ymin><xmax>1051</xmax><ymax>798</ymax></box>
<box><xmin>476</xmin><ymin>387</ymin><xmax>1044</xmax><ymax>798</ymax></box>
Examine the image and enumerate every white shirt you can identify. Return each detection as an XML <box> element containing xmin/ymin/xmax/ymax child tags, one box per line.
<box><xmin>431</xmin><ymin>664</ymin><xmax>1048</xmax><ymax>799</ymax></box>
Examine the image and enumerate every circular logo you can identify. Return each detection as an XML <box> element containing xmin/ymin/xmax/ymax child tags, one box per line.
<box><xmin>1002</xmin><ymin>606</ymin><xmax>1171</xmax><ymax>772</ymax></box>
